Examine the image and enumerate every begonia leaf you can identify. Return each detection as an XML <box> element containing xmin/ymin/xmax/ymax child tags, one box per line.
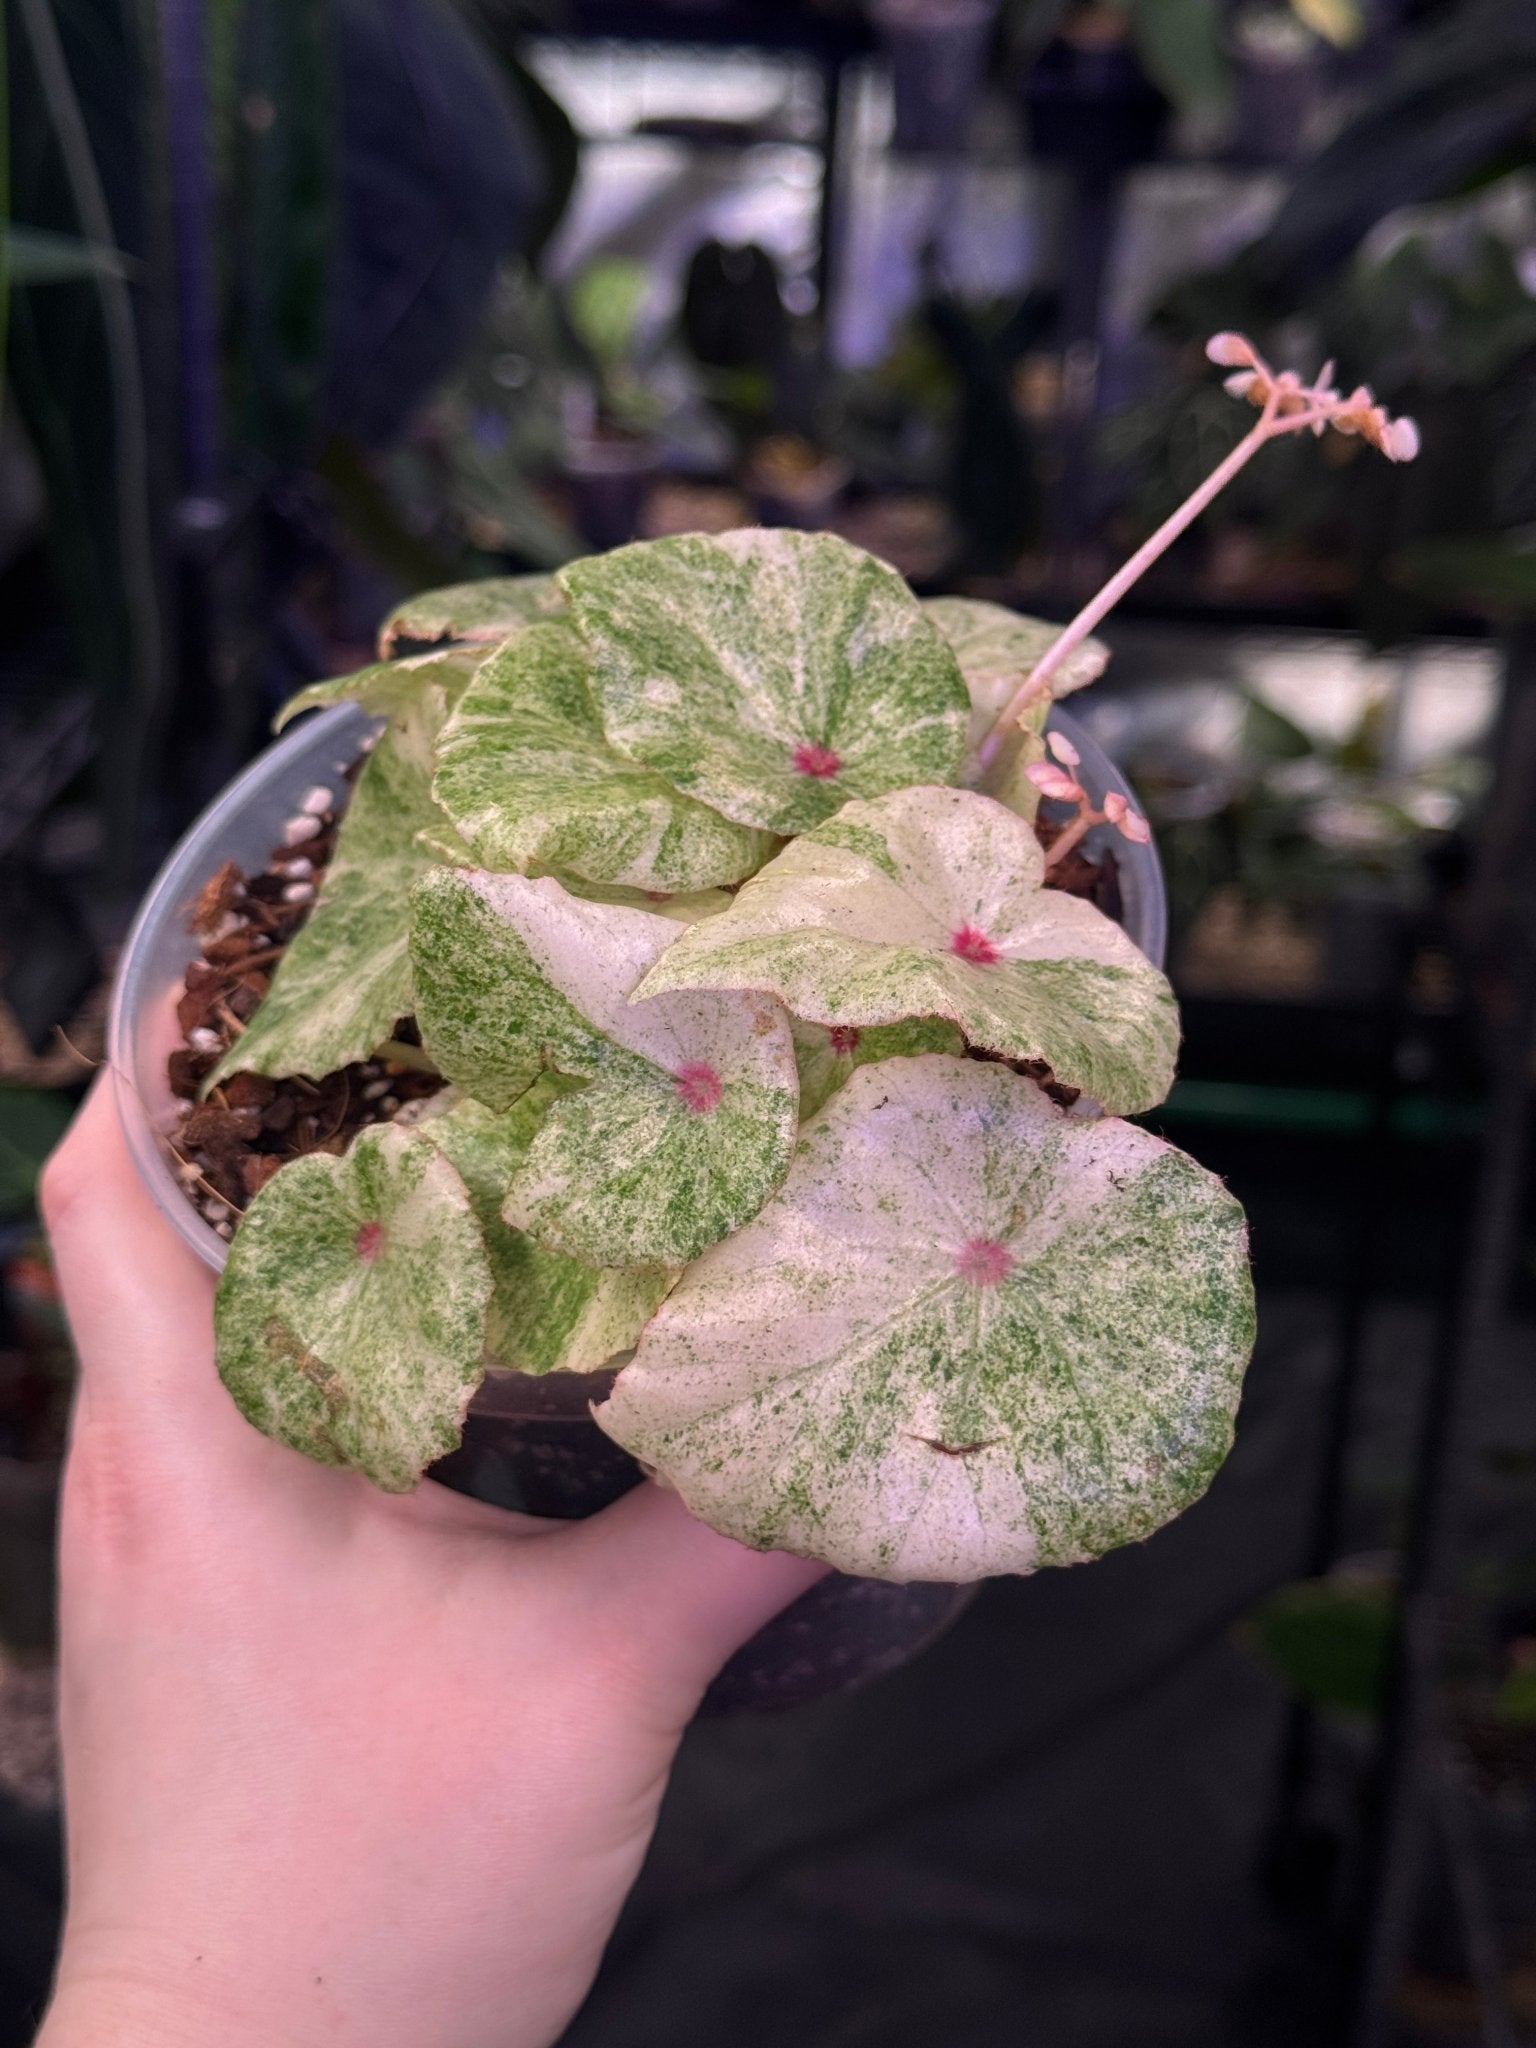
<box><xmin>411</xmin><ymin>867</ymin><xmax>800</xmax><ymax>1265</ymax></box>
<box><xmin>416</xmin><ymin>1083</ymin><xmax>674</xmax><ymax>1375</ymax></box>
<box><xmin>923</xmin><ymin>596</ymin><xmax>1108</xmax><ymax>758</ymax></box>
<box><xmin>432</xmin><ymin>620</ymin><xmax>772</xmax><ymax>890</ymax></box>
<box><xmin>559</xmin><ymin>880</ymin><xmax>733</xmax><ymax>923</ymax></box>
<box><xmin>792</xmin><ymin>1015</ymin><xmax>965</xmax><ymax>1121</ymax></box>
<box><xmin>215</xmin><ymin>1123</ymin><xmax>491</xmax><ymax>1492</ymax></box>
<box><xmin>378</xmin><ymin>572</ymin><xmax>565</xmax><ymax>655</ymax></box>
<box><xmin>559</xmin><ymin>529</ymin><xmax>969</xmax><ymax>836</ymax></box>
<box><xmin>635</xmin><ymin>786</ymin><xmax>1178</xmax><ymax>1116</ymax></box>
<box><xmin>211</xmin><ymin>726</ymin><xmax>444</xmax><ymax>1085</ymax></box>
<box><xmin>274</xmin><ymin>645</ymin><xmax>484</xmax><ymax>770</ymax></box>
<box><xmin>598</xmin><ymin>1056</ymin><xmax>1253</xmax><ymax>1580</ymax></box>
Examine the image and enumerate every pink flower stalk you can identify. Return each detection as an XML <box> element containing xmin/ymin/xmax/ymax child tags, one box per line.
<box><xmin>975</xmin><ymin>334</ymin><xmax>1420</xmax><ymax>774</ymax></box>
<box><xmin>1026</xmin><ymin>760</ymin><xmax>1151</xmax><ymax>869</ymax></box>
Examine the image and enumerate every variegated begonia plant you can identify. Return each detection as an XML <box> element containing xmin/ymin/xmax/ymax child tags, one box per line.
<box><xmin>207</xmin><ymin>340</ymin><xmax>1419</xmax><ymax>1583</ymax></box>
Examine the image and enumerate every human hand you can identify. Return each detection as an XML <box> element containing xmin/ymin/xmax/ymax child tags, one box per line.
<box><xmin>34</xmin><ymin>1080</ymin><xmax>822</xmax><ymax>2048</ymax></box>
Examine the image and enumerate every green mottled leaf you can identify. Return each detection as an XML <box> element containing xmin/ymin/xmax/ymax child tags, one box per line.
<box><xmin>215</xmin><ymin>1123</ymin><xmax>490</xmax><ymax>1491</ymax></box>
<box><xmin>273</xmin><ymin>646</ymin><xmax>485</xmax><ymax>772</ymax></box>
<box><xmin>379</xmin><ymin>572</ymin><xmax>565</xmax><ymax>655</ymax></box>
<box><xmin>636</xmin><ymin>786</ymin><xmax>1178</xmax><ymax>1116</ymax></box>
<box><xmin>211</xmin><ymin>727</ymin><xmax>443</xmax><ymax>1085</ymax></box>
<box><xmin>433</xmin><ymin>621</ymin><xmax>771</xmax><ymax>890</ymax></box>
<box><xmin>416</xmin><ymin>1083</ymin><xmax>674</xmax><ymax>1375</ymax></box>
<box><xmin>560</xmin><ymin>529</ymin><xmax>969</xmax><ymax>836</ymax></box>
<box><xmin>411</xmin><ymin>867</ymin><xmax>800</xmax><ymax>1264</ymax></box>
<box><xmin>792</xmin><ymin>1016</ymin><xmax>964</xmax><ymax>1122</ymax></box>
<box><xmin>924</xmin><ymin>596</ymin><xmax>1108</xmax><ymax>751</ymax></box>
<box><xmin>598</xmin><ymin>1056</ymin><xmax>1253</xmax><ymax>1580</ymax></box>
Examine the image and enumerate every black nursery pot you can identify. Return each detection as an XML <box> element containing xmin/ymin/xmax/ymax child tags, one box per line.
<box><xmin>110</xmin><ymin>697</ymin><xmax>1167</xmax><ymax>1715</ymax></box>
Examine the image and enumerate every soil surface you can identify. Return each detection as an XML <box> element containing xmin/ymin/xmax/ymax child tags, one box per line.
<box><xmin>166</xmin><ymin>770</ymin><xmax>1125</xmax><ymax>1238</ymax></box>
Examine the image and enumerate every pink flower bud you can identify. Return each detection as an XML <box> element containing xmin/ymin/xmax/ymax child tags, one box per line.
<box><xmin>1046</xmin><ymin>730</ymin><xmax>1081</xmax><ymax>769</ymax></box>
<box><xmin>1102</xmin><ymin>791</ymin><xmax>1127</xmax><ymax>823</ymax></box>
<box><xmin>1025</xmin><ymin>762</ymin><xmax>1084</xmax><ymax>802</ymax></box>
<box><xmin>1381</xmin><ymin>416</ymin><xmax>1420</xmax><ymax>462</ymax></box>
<box><xmin>1224</xmin><ymin>371</ymin><xmax>1259</xmax><ymax>398</ymax></box>
<box><xmin>1115</xmin><ymin>807</ymin><xmax>1152</xmax><ymax>844</ymax></box>
<box><xmin>1206</xmin><ymin>332</ymin><xmax>1256</xmax><ymax>367</ymax></box>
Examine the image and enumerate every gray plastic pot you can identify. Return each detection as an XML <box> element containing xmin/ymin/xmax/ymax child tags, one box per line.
<box><xmin>110</xmin><ymin>695</ymin><xmax>1165</xmax><ymax>1714</ymax></box>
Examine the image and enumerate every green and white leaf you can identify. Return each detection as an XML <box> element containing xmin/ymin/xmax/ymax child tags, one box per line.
<box><xmin>792</xmin><ymin>1015</ymin><xmax>965</xmax><ymax>1122</ymax></box>
<box><xmin>273</xmin><ymin>646</ymin><xmax>485</xmax><ymax>772</ymax></box>
<box><xmin>432</xmin><ymin>621</ymin><xmax>772</xmax><ymax>890</ymax></box>
<box><xmin>598</xmin><ymin>1056</ymin><xmax>1253</xmax><ymax>1580</ymax></box>
<box><xmin>559</xmin><ymin>879</ymin><xmax>733</xmax><ymax>924</ymax></box>
<box><xmin>924</xmin><ymin>596</ymin><xmax>1108</xmax><ymax>747</ymax></box>
<box><xmin>211</xmin><ymin>727</ymin><xmax>445</xmax><ymax>1085</ymax></box>
<box><xmin>635</xmin><ymin>786</ymin><xmax>1179</xmax><ymax>1116</ymax></box>
<box><xmin>378</xmin><ymin>572</ymin><xmax>565</xmax><ymax>655</ymax></box>
<box><xmin>215</xmin><ymin>1124</ymin><xmax>491</xmax><ymax>1492</ymax></box>
<box><xmin>411</xmin><ymin>867</ymin><xmax>800</xmax><ymax>1264</ymax></box>
<box><xmin>559</xmin><ymin>529</ymin><xmax>969</xmax><ymax>836</ymax></box>
<box><xmin>416</xmin><ymin>1083</ymin><xmax>674</xmax><ymax>1375</ymax></box>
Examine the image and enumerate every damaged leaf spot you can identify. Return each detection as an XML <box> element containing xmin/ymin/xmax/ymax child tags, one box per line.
<box><xmin>909</xmin><ymin>1435</ymin><xmax>1002</xmax><ymax>1457</ymax></box>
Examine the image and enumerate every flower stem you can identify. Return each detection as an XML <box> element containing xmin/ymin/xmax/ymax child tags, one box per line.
<box><xmin>976</xmin><ymin>391</ymin><xmax>1283</xmax><ymax>773</ymax></box>
<box><xmin>1042</xmin><ymin>811</ymin><xmax>1098</xmax><ymax>869</ymax></box>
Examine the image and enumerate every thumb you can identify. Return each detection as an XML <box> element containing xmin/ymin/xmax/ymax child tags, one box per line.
<box><xmin>563</xmin><ymin>1481</ymin><xmax>827</xmax><ymax>1714</ymax></box>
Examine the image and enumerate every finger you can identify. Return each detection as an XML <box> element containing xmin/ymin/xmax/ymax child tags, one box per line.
<box><xmin>41</xmin><ymin>1074</ymin><xmax>230</xmax><ymax>1436</ymax></box>
<box><xmin>559</xmin><ymin>1482</ymin><xmax>826</xmax><ymax>1711</ymax></box>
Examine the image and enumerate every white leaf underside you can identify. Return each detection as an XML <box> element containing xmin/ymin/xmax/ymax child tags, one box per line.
<box><xmin>635</xmin><ymin>785</ymin><xmax>1179</xmax><ymax>1116</ymax></box>
<box><xmin>215</xmin><ymin>1123</ymin><xmax>491</xmax><ymax>1491</ymax></box>
<box><xmin>597</xmin><ymin>1056</ymin><xmax>1254</xmax><ymax>1581</ymax></box>
<box><xmin>410</xmin><ymin>867</ymin><xmax>801</xmax><ymax>1266</ymax></box>
<box><xmin>432</xmin><ymin>620</ymin><xmax>771</xmax><ymax>890</ymax></box>
<box><xmin>559</xmin><ymin>528</ymin><xmax>970</xmax><ymax>837</ymax></box>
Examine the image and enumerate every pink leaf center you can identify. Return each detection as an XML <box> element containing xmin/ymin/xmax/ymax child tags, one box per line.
<box><xmin>674</xmin><ymin>1060</ymin><xmax>723</xmax><ymax>1114</ymax></box>
<box><xmin>828</xmin><ymin>1025</ymin><xmax>861</xmax><ymax>1055</ymax></box>
<box><xmin>355</xmin><ymin>1221</ymin><xmax>385</xmax><ymax>1264</ymax></box>
<box><xmin>954</xmin><ymin>1237</ymin><xmax>1013</xmax><ymax>1288</ymax></box>
<box><xmin>951</xmin><ymin>925</ymin><xmax>1001</xmax><ymax>965</ymax></box>
<box><xmin>792</xmin><ymin>741</ymin><xmax>842</xmax><ymax>779</ymax></box>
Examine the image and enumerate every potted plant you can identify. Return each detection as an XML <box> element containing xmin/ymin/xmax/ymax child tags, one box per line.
<box><xmin>110</xmin><ymin>336</ymin><xmax>1414</xmax><ymax>1711</ymax></box>
<box><xmin>559</xmin><ymin>257</ymin><xmax>668</xmax><ymax>551</ymax></box>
